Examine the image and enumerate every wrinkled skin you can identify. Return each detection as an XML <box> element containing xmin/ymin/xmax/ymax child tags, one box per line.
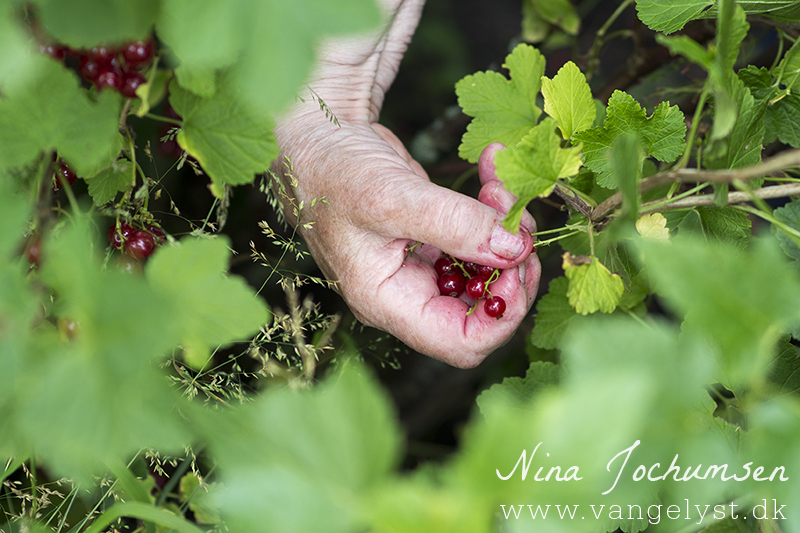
<box><xmin>272</xmin><ymin>1</ymin><xmax>540</xmax><ymax>367</ymax></box>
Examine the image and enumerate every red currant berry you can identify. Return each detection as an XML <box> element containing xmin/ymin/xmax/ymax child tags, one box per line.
<box><xmin>434</xmin><ymin>255</ymin><xmax>456</xmax><ymax>276</ymax></box>
<box><xmin>122</xmin><ymin>40</ymin><xmax>154</xmax><ymax>68</ymax></box>
<box><xmin>79</xmin><ymin>57</ymin><xmax>102</xmax><ymax>81</ymax></box>
<box><xmin>484</xmin><ymin>296</ymin><xmax>506</xmax><ymax>318</ymax></box>
<box><xmin>475</xmin><ymin>264</ymin><xmax>496</xmax><ymax>279</ymax></box>
<box><xmin>465</xmin><ymin>276</ymin><xmax>488</xmax><ymax>300</ymax></box>
<box><xmin>438</xmin><ymin>271</ymin><xmax>466</xmax><ymax>297</ymax></box>
<box><xmin>125</xmin><ymin>229</ymin><xmax>156</xmax><ymax>259</ymax></box>
<box><xmin>40</xmin><ymin>43</ymin><xmax>67</xmax><ymax>61</ymax></box>
<box><xmin>120</xmin><ymin>71</ymin><xmax>146</xmax><ymax>98</ymax></box>
<box><xmin>87</xmin><ymin>44</ymin><xmax>117</xmax><ymax>66</ymax></box>
<box><xmin>25</xmin><ymin>236</ymin><xmax>42</xmax><ymax>266</ymax></box>
<box><xmin>95</xmin><ymin>68</ymin><xmax>123</xmax><ymax>91</ymax></box>
<box><xmin>56</xmin><ymin>160</ymin><xmax>77</xmax><ymax>185</ymax></box>
<box><xmin>145</xmin><ymin>224</ymin><xmax>166</xmax><ymax>245</ymax></box>
<box><xmin>108</xmin><ymin>221</ymin><xmax>134</xmax><ymax>249</ymax></box>
<box><xmin>115</xmin><ymin>254</ymin><xmax>143</xmax><ymax>275</ymax></box>
<box><xmin>463</xmin><ymin>262</ymin><xmax>479</xmax><ymax>277</ymax></box>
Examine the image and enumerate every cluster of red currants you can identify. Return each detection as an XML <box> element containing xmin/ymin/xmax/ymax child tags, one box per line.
<box><xmin>41</xmin><ymin>39</ymin><xmax>154</xmax><ymax>98</ymax></box>
<box><xmin>108</xmin><ymin>220</ymin><xmax>166</xmax><ymax>260</ymax></box>
<box><xmin>434</xmin><ymin>254</ymin><xmax>507</xmax><ymax>318</ymax></box>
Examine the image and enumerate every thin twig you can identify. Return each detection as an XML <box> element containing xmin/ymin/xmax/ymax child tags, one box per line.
<box><xmin>554</xmin><ymin>183</ymin><xmax>593</xmax><ymax>217</ymax></box>
<box><xmin>590</xmin><ymin>149</ymin><xmax>800</xmax><ymax>222</ymax></box>
<box><xmin>640</xmin><ymin>183</ymin><xmax>800</xmax><ymax>214</ymax></box>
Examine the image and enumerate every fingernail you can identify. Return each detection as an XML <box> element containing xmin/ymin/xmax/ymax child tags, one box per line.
<box><xmin>490</xmin><ymin>225</ymin><xmax>526</xmax><ymax>259</ymax></box>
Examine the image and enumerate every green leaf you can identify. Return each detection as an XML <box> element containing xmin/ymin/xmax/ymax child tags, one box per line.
<box><xmin>169</xmin><ymin>75</ymin><xmax>279</xmax><ymax>193</ymax></box>
<box><xmin>0</xmin><ymin>171</ymin><xmax>31</xmax><ymax>260</ymax></box>
<box><xmin>707</xmin><ymin>0</ymin><xmax>800</xmax><ymax>24</ymax></box>
<box><xmin>674</xmin><ymin>206</ymin><xmax>752</xmax><ymax>249</ymax></box>
<box><xmin>613</xmin><ymin>132</ymin><xmax>643</xmax><ymax>222</ymax></box>
<box><xmin>0</xmin><ymin>57</ymin><xmax>122</xmax><ymax>176</ymax></box>
<box><xmin>773</xmin><ymin>199</ymin><xmax>800</xmax><ymax>260</ymax></box>
<box><xmin>640</xmin><ymin>235</ymin><xmax>800</xmax><ymax>387</ymax></box>
<box><xmin>774</xmin><ymin>36</ymin><xmax>800</xmax><ymax>91</ymax></box>
<box><xmin>573</xmin><ymin>91</ymin><xmax>686</xmax><ymax>188</ymax></box>
<box><xmin>145</xmin><ymin>236</ymin><xmax>269</xmax><ymax>363</ymax></box>
<box><xmin>0</xmin><ymin>3</ymin><xmax>40</xmax><ymax>94</ymax></box>
<box><xmin>85</xmin><ymin>159</ymin><xmax>133</xmax><ymax>206</ymax></box>
<box><xmin>35</xmin><ymin>0</ymin><xmax>158</xmax><ymax>49</ymax></box>
<box><xmin>530</xmin><ymin>276</ymin><xmax>580</xmax><ymax>349</ymax></box>
<box><xmin>541</xmin><ymin>61</ymin><xmax>595</xmax><ymax>139</ymax></box>
<box><xmin>494</xmin><ymin>117</ymin><xmax>583</xmax><ymax>232</ymax></box>
<box><xmin>635</xmin><ymin>0</ymin><xmax>713</xmax><ymax>34</ymax></box>
<box><xmin>456</xmin><ymin>44</ymin><xmax>545</xmax><ymax>163</ymax></box>
<box><xmin>180</xmin><ymin>473</ymin><xmax>221</xmax><ymax>525</ymax></box>
<box><xmin>766</xmin><ymin>93</ymin><xmax>800</xmax><ymax>148</ymax></box>
<box><xmin>476</xmin><ymin>361</ymin><xmax>559</xmax><ymax>416</ymax></box>
<box><xmin>710</xmin><ymin>2</ymin><xmax>750</xmax><ymax>140</ymax></box>
<box><xmin>705</xmin><ymin>75</ymin><xmax>765</xmax><ymax>170</ymax></box>
<box><xmin>233</xmin><ymin>0</ymin><xmax>382</xmax><ymax>116</ymax></box>
<box><xmin>656</xmin><ymin>34</ymin><xmax>713</xmax><ymax>69</ymax></box>
<box><xmin>768</xmin><ymin>336</ymin><xmax>800</xmax><ymax>397</ymax></box>
<box><xmin>563</xmin><ymin>253</ymin><xmax>625</xmax><ymax>315</ymax></box>
<box><xmin>211</xmin><ymin>362</ymin><xmax>400</xmax><ymax>533</ymax></box>
<box><xmin>157</xmin><ymin>0</ymin><xmax>241</xmax><ymax>96</ymax></box>
<box><xmin>530</xmin><ymin>0</ymin><xmax>580</xmax><ymax>34</ymax></box>
<box><xmin>522</xmin><ymin>0</ymin><xmax>550</xmax><ymax>43</ymax></box>
<box><xmin>25</xmin><ymin>218</ymin><xmax>192</xmax><ymax>483</ymax></box>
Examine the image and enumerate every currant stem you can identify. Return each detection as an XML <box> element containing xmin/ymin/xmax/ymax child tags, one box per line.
<box><xmin>145</xmin><ymin>113</ymin><xmax>183</xmax><ymax>127</ymax></box>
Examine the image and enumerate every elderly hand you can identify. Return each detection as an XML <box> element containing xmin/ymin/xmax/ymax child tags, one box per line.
<box><xmin>271</xmin><ymin>0</ymin><xmax>540</xmax><ymax>367</ymax></box>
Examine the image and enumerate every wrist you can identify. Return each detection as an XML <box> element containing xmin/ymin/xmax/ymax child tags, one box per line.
<box><xmin>282</xmin><ymin>0</ymin><xmax>426</xmax><ymax>124</ymax></box>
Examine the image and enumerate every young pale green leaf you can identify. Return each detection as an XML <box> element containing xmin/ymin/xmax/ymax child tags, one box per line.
<box><xmin>211</xmin><ymin>362</ymin><xmax>400</xmax><ymax>533</ymax></box>
<box><xmin>145</xmin><ymin>236</ymin><xmax>269</xmax><ymax>360</ymax></box>
<box><xmin>562</xmin><ymin>253</ymin><xmax>624</xmax><ymax>315</ymax></box>
<box><xmin>530</xmin><ymin>276</ymin><xmax>580</xmax><ymax>349</ymax></box>
<box><xmin>530</xmin><ymin>0</ymin><xmax>580</xmax><ymax>34</ymax></box>
<box><xmin>573</xmin><ymin>91</ymin><xmax>686</xmax><ymax>188</ymax></box>
<box><xmin>476</xmin><ymin>361</ymin><xmax>559</xmax><ymax>416</ymax></box>
<box><xmin>35</xmin><ymin>0</ymin><xmax>158</xmax><ymax>48</ymax></box>
<box><xmin>541</xmin><ymin>61</ymin><xmax>595</xmax><ymax>139</ymax></box>
<box><xmin>641</xmin><ymin>235</ymin><xmax>800</xmax><ymax>387</ymax></box>
<box><xmin>0</xmin><ymin>57</ymin><xmax>122</xmax><ymax>176</ymax></box>
<box><xmin>494</xmin><ymin>117</ymin><xmax>582</xmax><ymax>232</ymax></box>
<box><xmin>636</xmin><ymin>213</ymin><xmax>670</xmax><ymax>241</ymax></box>
<box><xmin>635</xmin><ymin>0</ymin><xmax>713</xmax><ymax>34</ymax></box>
<box><xmin>457</xmin><ymin>44</ymin><xmax>545</xmax><ymax>163</ymax></box>
<box><xmin>85</xmin><ymin>159</ymin><xmax>133</xmax><ymax>206</ymax></box>
<box><xmin>773</xmin><ymin>199</ymin><xmax>800</xmax><ymax>260</ymax></box>
<box><xmin>673</xmin><ymin>206</ymin><xmax>752</xmax><ymax>249</ymax></box>
<box><xmin>169</xmin><ymin>76</ymin><xmax>278</xmax><ymax>194</ymax></box>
